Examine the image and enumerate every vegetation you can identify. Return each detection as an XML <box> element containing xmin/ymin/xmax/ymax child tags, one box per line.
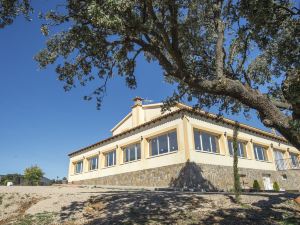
<box><xmin>0</xmin><ymin>0</ymin><xmax>31</xmax><ymax>28</ymax></box>
<box><xmin>232</xmin><ymin>122</ymin><xmax>241</xmax><ymax>202</ymax></box>
<box><xmin>253</xmin><ymin>180</ymin><xmax>261</xmax><ymax>191</ymax></box>
<box><xmin>273</xmin><ymin>182</ymin><xmax>280</xmax><ymax>192</ymax></box>
<box><xmin>24</xmin><ymin>166</ymin><xmax>44</xmax><ymax>186</ymax></box>
<box><xmin>1</xmin><ymin>1</ymin><xmax>299</xmax><ymax>148</ymax></box>
<box><xmin>34</xmin><ymin>0</ymin><xmax>300</xmax><ymax>149</ymax></box>
<box><xmin>0</xmin><ymin>173</ymin><xmax>23</xmax><ymax>185</ymax></box>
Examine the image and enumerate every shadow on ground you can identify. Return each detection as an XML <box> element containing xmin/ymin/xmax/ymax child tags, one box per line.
<box><xmin>59</xmin><ymin>191</ymin><xmax>300</xmax><ymax>225</ymax></box>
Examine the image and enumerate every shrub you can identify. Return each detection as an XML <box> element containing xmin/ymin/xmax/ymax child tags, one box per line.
<box><xmin>273</xmin><ymin>182</ymin><xmax>280</xmax><ymax>192</ymax></box>
<box><xmin>253</xmin><ymin>180</ymin><xmax>261</xmax><ymax>191</ymax></box>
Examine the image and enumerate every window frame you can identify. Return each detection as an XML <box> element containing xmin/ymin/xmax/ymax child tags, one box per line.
<box><xmin>104</xmin><ymin>150</ymin><xmax>116</xmax><ymax>167</ymax></box>
<box><xmin>253</xmin><ymin>144</ymin><xmax>268</xmax><ymax>161</ymax></box>
<box><xmin>193</xmin><ymin>129</ymin><xmax>220</xmax><ymax>154</ymax></box>
<box><xmin>123</xmin><ymin>142</ymin><xmax>141</xmax><ymax>163</ymax></box>
<box><xmin>74</xmin><ymin>160</ymin><xmax>83</xmax><ymax>174</ymax></box>
<box><xmin>88</xmin><ymin>156</ymin><xmax>99</xmax><ymax>171</ymax></box>
<box><xmin>227</xmin><ymin>139</ymin><xmax>247</xmax><ymax>158</ymax></box>
<box><xmin>148</xmin><ymin>130</ymin><xmax>178</xmax><ymax>157</ymax></box>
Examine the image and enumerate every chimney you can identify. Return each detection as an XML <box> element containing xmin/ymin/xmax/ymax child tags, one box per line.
<box><xmin>132</xmin><ymin>97</ymin><xmax>144</xmax><ymax>127</ymax></box>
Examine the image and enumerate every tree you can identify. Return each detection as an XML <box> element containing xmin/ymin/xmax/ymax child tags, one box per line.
<box><xmin>0</xmin><ymin>0</ymin><xmax>31</xmax><ymax>28</ymax></box>
<box><xmin>1</xmin><ymin>1</ymin><xmax>299</xmax><ymax>148</ymax></box>
<box><xmin>232</xmin><ymin>122</ymin><xmax>241</xmax><ymax>202</ymax></box>
<box><xmin>33</xmin><ymin>0</ymin><xmax>300</xmax><ymax>149</ymax></box>
<box><xmin>24</xmin><ymin>165</ymin><xmax>44</xmax><ymax>186</ymax></box>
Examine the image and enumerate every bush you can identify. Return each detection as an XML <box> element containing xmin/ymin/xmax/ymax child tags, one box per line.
<box><xmin>273</xmin><ymin>182</ymin><xmax>280</xmax><ymax>192</ymax></box>
<box><xmin>24</xmin><ymin>166</ymin><xmax>44</xmax><ymax>186</ymax></box>
<box><xmin>253</xmin><ymin>180</ymin><xmax>261</xmax><ymax>191</ymax></box>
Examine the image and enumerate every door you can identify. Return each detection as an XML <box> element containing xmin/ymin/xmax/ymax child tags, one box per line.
<box><xmin>263</xmin><ymin>176</ymin><xmax>272</xmax><ymax>190</ymax></box>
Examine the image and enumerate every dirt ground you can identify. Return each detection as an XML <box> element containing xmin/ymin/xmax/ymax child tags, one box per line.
<box><xmin>0</xmin><ymin>185</ymin><xmax>299</xmax><ymax>225</ymax></box>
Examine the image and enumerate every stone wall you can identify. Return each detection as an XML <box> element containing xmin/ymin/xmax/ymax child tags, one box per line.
<box><xmin>71</xmin><ymin>162</ymin><xmax>300</xmax><ymax>191</ymax></box>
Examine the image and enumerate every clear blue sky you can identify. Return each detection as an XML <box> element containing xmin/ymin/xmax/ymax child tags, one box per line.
<box><xmin>0</xmin><ymin>1</ymin><xmax>268</xmax><ymax>179</ymax></box>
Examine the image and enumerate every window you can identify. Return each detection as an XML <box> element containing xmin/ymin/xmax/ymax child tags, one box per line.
<box><xmin>290</xmin><ymin>153</ymin><xmax>299</xmax><ymax>168</ymax></box>
<box><xmin>74</xmin><ymin>161</ymin><xmax>83</xmax><ymax>174</ymax></box>
<box><xmin>105</xmin><ymin>150</ymin><xmax>116</xmax><ymax>167</ymax></box>
<box><xmin>124</xmin><ymin>143</ymin><xmax>141</xmax><ymax>162</ymax></box>
<box><xmin>149</xmin><ymin>131</ymin><xmax>178</xmax><ymax>156</ymax></box>
<box><xmin>228</xmin><ymin>140</ymin><xmax>246</xmax><ymax>158</ymax></box>
<box><xmin>253</xmin><ymin>144</ymin><xmax>267</xmax><ymax>161</ymax></box>
<box><xmin>194</xmin><ymin>129</ymin><xmax>219</xmax><ymax>153</ymax></box>
<box><xmin>89</xmin><ymin>156</ymin><xmax>98</xmax><ymax>171</ymax></box>
<box><xmin>281</xmin><ymin>174</ymin><xmax>287</xmax><ymax>180</ymax></box>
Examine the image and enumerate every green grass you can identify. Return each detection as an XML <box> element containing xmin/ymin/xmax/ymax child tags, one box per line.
<box><xmin>14</xmin><ymin>212</ymin><xmax>55</xmax><ymax>225</ymax></box>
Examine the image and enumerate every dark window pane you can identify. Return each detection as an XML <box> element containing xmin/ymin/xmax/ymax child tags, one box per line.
<box><xmin>158</xmin><ymin>134</ymin><xmax>168</xmax><ymax>154</ymax></box>
<box><xmin>194</xmin><ymin>130</ymin><xmax>201</xmax><ymax>150</ymax></box>
<box><xmin>151</xmin><ymin>138</ymin><xmax>158</xmax><ymax>156</ymax></box>
<box><xmin>124</xmin><ymin>148</ymin><xmax>129</xmax><ymax>162</ymax></box>
<box><xmin>201</xmin><ymin>132</ymin><xmax>212</xmax><ymax>152</ymax></box>
<box><xmin>106</xmin><ymin>150</ymin><xmax>116</xmax><ymax>166</ymax></box>
<box><xmin>238</xmin><ymin>143</ymin><xmax>245</xmax><ymax>157</ymax></box>
<box><xmin>136</xmin><ymin>144</ymin><xmax>141</xmax><ymax>159</ymax></box>
<box><xmin>169</xmin><ymin>132</ymin><xmax>178</xmax><ymax>152</ymax></box>
<box><xmin>254</xmin><ymin>145</ymin><xmax>265</xmax><ymax>161</ymax></box>
<box><xmin>75</xmin><ymin>161</ymin><xmax>83</xmax><ymax>173</ymax></box>
<box><xmin>228</xmin><ymin>140</ymin><xmax>233</xmax><ymax>155</ymax></box>
<box><xmin>129</xmin><ymin>146</ymin><xmax>136</xmax><ymax>161</ymax></box>
<box><xmin>89</xmin><ymin>157</ymin><xmax>98</xmax><ymax>170</ymax></box>
<box><xmin>211</xmin><ymin>136</ymin><xmax>217</xmax><ymax>153</ymax></box>
<box><xmin>291</xmin><ymin>153</ymin><xmax>298</xmax><ymax>167</ymax></box>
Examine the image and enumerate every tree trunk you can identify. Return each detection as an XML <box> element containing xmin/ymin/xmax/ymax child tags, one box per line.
<box><xmin>233</xmin><ymin>122</ymin><xmax>241</xmax><ymax>203</ymax></box>
<box><xmin>183</xmin><ymin>77</ymin><xmax>300</xmax><ymax>150</ymax></box>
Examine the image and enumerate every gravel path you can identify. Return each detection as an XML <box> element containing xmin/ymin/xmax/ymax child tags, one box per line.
<box><xmin>0</xmin><ymin>186</ymin><xmax>299</xmax><ymax>225</ymax></box>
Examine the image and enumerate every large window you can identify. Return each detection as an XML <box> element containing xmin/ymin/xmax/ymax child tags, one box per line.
<box><xmin>89</xmin><ymin>156</ymin><xmax>98</xmax><ymax>171</ymax></box>
<box><xmin>124</xmin><ymin>143</ymin><xmax>141</xmax><ymax>162</ymax></box>
<box><xmin>194</xmin><ymin>129</ymin><xmax>219</xmax><ymax>153</ymax></box>
<box><xmin>253</xmin><ymin>144</ymin><xmax>267</xmax><ymax>161</ymax></box>
<box><xmin>228</xmin><ymin>140</ymin><xmax>246</xmax><ymax>158</ymax></box>
<box><xmin>150</xmin><ymin>131</ymin><xmax>178</xmax><ymax>156</ymax></box>
<box><xmin>105</xmin><ymin>150</ymin><xmax>116</xmax><ymax>167</ymax></box>
<box><xmin>74</xmin><ymin>161</ymin><xmax>83</xmax><ymax>174</ymax></box>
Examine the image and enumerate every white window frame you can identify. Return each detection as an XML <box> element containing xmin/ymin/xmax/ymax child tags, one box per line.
<box><xmin>123</xmin><ymin>143</ymin><xmax>141</xmax><ymax>163</ymax></box>
<box><xmin>74</xmin><ymin>160</ymin><xmax>83</xmax><ymax>174</ymax></box>
<box><xmin>88</xmin><ymin>156</ymin><xmax>98</xmax><ymax>171</ymax></box>
<box><xmin>253</xmin><ymin>144</ymin><xmax>267</xmax><ymax>161</ymax></box>
<box><xmin>194</xmin><ymin>130</ymin><xmax>219</xmax><ymax>153</ymax></box>
<box><xmin>105</xmin><ymin>150</ymin><xmax>116</xmax><ymax>167</ymax></box>
<box><xmin>149</xmin><ymin>131</ymin><xmax>178</xmax><ymax>157</ymax></box>
<box><xmin>228</xmin><ymin>139</ymin><xmax>246</xmax><ymax>158</ymax></box>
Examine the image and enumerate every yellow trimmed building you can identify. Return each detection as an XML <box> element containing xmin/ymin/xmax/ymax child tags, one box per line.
<box><xmin>68</xmin><ymin>97</ymin><xmax>300</xmax><ymax>191</ymax></box>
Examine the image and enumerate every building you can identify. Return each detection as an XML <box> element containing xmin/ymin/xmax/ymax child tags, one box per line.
<box><xmin>68</xmin><ymin>97</ymin><xmax>300</xmax><ymax>191</ymax></box>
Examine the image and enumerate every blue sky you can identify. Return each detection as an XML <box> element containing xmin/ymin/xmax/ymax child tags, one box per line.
<box><xmin>0</xmin><ymin>1</ymin><xmax>268</xmax><ymax>179</ymax></box>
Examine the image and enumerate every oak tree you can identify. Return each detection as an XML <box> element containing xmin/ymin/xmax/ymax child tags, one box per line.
<box><xmin>1</xmin><ymin>0</ymin><xmax>300</xmax><ymax>148</ymax></box>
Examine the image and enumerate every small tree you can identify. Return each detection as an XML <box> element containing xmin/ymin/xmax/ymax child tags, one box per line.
<box><xmin>253</xmin><ymin>180</ymin><xmax>261</xmax><ymax>192</ymax></box>
<box><xmin>24</xmin><ymin>166</ymin><xmax>44</xmax><ymax>186</ymax></box>
<box><xmin>273</xmin><ymin>182</ymin><xmax>280</xmax><ymax>192</ymax></box>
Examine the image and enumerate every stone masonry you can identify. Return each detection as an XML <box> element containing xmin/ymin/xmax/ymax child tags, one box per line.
<box><xmin>71</xmin><ymin>162</ymin><xmax>300</xmax><ymax>191</ymax></box>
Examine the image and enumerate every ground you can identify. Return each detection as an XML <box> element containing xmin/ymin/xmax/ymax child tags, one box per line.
<box><xmin>0</xmin><ymin>186</ymin><xmax>299</xmax><ymax>225</ymax></box>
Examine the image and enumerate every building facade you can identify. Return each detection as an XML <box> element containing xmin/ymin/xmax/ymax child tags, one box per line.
<box><xmin>68</xmin><ymin>97</ymin><xmax>300</xmax><ymax>191</ymax></box>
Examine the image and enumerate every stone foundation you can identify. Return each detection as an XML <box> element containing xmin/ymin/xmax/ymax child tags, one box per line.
<box><xmin>71</xmin><ymin>162</ymin><xmax>300</xmax><ymax>191</ymax></box>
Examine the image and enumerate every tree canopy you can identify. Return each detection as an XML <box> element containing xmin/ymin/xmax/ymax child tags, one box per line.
<box><xmin>0</xmin><ymin>0</ymin><xmax>31</xmax><ymax>28</ymax></box>
<box><xmin>1</xmin><ymin>0</ymin><xmax>300</xmax><ymax>149</ymax></box>
<box><xmin>24</xmin><ymin>165</ymin><xmax>44</xmax><ymax>185</ymax></box>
